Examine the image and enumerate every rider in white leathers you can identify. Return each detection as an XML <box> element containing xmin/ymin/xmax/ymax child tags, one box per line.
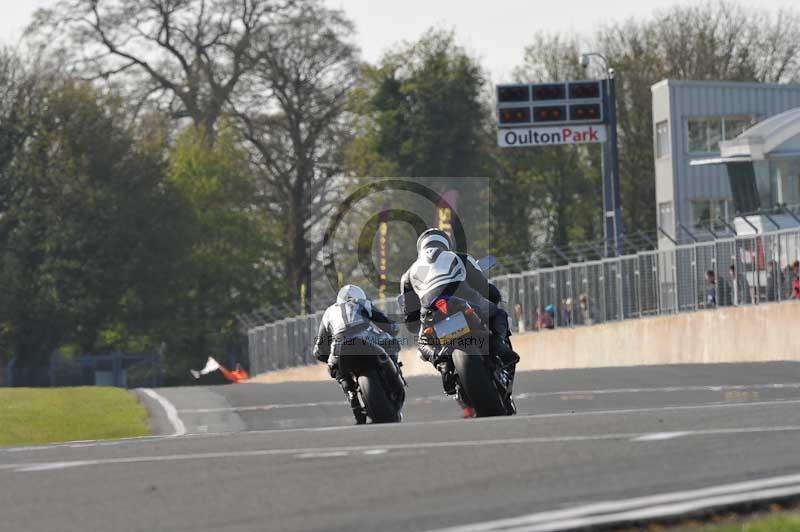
<box><xmin>399</xmin><ymin>229</ymin><xmax>518</xmax><ymax>395</ymax></box>
<box><xmin>313</xmin><ymin>285</ymin><xmax>400</xmax><ymax>424</ymax></box>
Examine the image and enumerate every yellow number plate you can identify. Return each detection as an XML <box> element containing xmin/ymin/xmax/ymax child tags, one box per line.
<box><xmin>434</xmin><ymin>312</ymin><xmax>470</xmax><ymax>342</ymax></box>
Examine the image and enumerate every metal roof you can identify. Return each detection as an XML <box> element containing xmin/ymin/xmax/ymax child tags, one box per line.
<box><xmin>651</xmin><ymin>79</ymin><xmax>800</xmax><ymax>92</ymax></box>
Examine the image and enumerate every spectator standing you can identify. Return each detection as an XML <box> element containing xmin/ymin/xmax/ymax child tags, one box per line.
<box><xmin>729</xmin><ymin>264</ymin><xmax>750</xmax><ymax>305</ymax></box>
<box><xmin>535</xmin><ymin>305</ymin><xmax>555</xmax><ymax>330</ymax></box>
<box><xmin>561</xmin><ymin>298</ymin><xmax>574</xmax><ymax>327</ymax></box>
<box><xmin>579</xmin><ymin>293</ymin><xmax>594</xmax><ymax>325</ymax></box>
<box><xmin>766</xmin><ymin>260</ymin><xmax>782</xmax><ymax>302</ymax></box>
<box><xmin>718</xmin><ymin>271</ymin><xmax>733</xmax><ymax>306</ymax></box>
<box><xmin>513</xmin><ymin>302</ymin><xmax>525</xmax><ymax>333</ymax></box>
<box><xmin>791</xmin><ymin>260</ymin><xmax>800</xmax><ymax>300</ymax></box>
<box><xmin>704</xmin><ymin>270</ymin><xmax>717</xmax><ymax>308</ymax></box>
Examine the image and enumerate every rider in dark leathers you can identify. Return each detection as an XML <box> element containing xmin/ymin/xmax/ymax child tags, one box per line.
<box><xmin>313</xmin><ymin>284</ymin><xmax>400</xmax><ymax>424</ymax></box>
<box><xmin>399</xmin><ymin>228</ymin><xmax>519</xmax><ymax>397</ymax></box>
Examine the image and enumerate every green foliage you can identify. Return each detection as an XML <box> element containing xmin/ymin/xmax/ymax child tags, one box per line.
<box><xmin>699</xmin><ymin>513</ymin><xmax>800</xmax><ymax>532</ymax></box>
<box><xmin>0</xmin><ymin>80</ymin><xmax>182</xmax><ymax>367</ymax></box>
<box><xmin>349</xmin><ymin>29</ymin><xmax>486</xmax><ymax>180</ymax></box>
<box><xmin>0</xmin><ymin>79</ymin><xmax>285</xmax><ymax>380</ymax></box>
<box><xmin>159</xmin><ymin>126</ymin><xmax>286</xmax><ymax>379</ymax></box>
<box><xmin>345</xmin><ymin>29</ymin><xmax>495</xmax><ymax>262</ymax></box>
<box><xmin>167</xmin><ymin>126</ymin><xmax>286</xmax><ymax>324</ymax></box>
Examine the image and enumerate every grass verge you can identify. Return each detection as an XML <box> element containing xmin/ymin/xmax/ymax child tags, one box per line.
<box><xmin>0</xmin><ymin>387</ymin><xmax>151</xmax><ymax>447</ymax></box>
<box><xmin>662</xmin><ymin>504</ymin><xmax>800</xmax><ymax>532</ymax></box>
<box><xmin>677</xmin><ymin>514</ymin><xmax>800</xmax><ymax>531</ymax></box>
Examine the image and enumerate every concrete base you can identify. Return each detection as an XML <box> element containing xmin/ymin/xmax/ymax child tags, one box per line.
<box><xmin>515</xmin><ymin>300</ymin><xmax>800</xmax><ymax>371</ymax></box>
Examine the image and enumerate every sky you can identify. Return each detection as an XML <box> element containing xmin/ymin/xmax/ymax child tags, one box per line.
<box><xmin>1</xmin><ymin>0</ymin><xmax>798</xmax><ymax>82</ymax></box>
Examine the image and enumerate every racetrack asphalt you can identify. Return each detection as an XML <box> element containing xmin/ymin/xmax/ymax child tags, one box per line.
<box><xmin>2</xmin><ymin>361</ymin><xmax>800</xmax><ymax>532</ymax></box>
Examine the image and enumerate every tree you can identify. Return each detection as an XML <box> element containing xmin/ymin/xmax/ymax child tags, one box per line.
<box><xmin>345</xmin><ymin>29</ymin><xmax>491</xmax><ymax>268</ymax></box>
<box><xmin>236</xmin><ymin>0</ymin><xmax>359</xmax><ymax>309</ymax></box>
<box><xmin>348</xmin><ymin>29</ymin><xmax>486</xmax><ymax>179</ymax></box>
<box><xmin>30</xmin><ymin>0</ymin><xmax>293</xmax><ymax>142</ymax></box>
<box><xmin>163</xmin><ymin>126</ymin><xmax>287</xmax><ymax>377</ymax></box>
<box><xmin>0</xmin><ymin>80</ymin><xmax>182</xmax><ymax>378</ymax></box>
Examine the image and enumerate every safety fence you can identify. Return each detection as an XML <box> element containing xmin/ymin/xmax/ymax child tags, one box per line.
<box><xmin>247</xmin><ymin>228</ymin><xmax>800</xmax><ymax>374</ymax></box>
<box><xmin>4</xmin><ymin>350</ymin><xmax>163</xmax><ymax>388</ymax></box>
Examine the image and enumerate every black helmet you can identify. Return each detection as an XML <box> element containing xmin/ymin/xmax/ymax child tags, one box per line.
<box><xmin>416</xmin><ymin>228</ymin><xmax>451</xmax><ymax>253</ymax></box>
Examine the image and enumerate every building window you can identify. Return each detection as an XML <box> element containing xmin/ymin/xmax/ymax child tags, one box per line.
<box><xmin>775</xmin><ymin>158</ymin><xmax>800</xmax><ymax>208</ymax></box>
<box><xmin>687</xmin><ymin>115</ymin><xmax>756</xmax><ymax>153</ymax></box>
<box><xmin>655</xmin><ymin>121</ymin><xmax>669</xmax><ymax>158</ymax></box>
<box><xmin>691</xmin><ymin>198</ymin><xmax>730</xmax><ymax>230</ymax></box>
<box><xmin>658</xmin><ymin>201</ymin><xmax>674</xmax><ymax>236</ymax></box>
<box><xmin>723</xmin><ymin>116</ymin><xmax>753</xmax><ymax>140</ymax></box>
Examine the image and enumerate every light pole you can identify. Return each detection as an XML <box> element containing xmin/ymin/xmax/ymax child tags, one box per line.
<box><xmin>581</xmin><ymin>52</ymin><xmax>623</xmax><ymax>257</ymax></box>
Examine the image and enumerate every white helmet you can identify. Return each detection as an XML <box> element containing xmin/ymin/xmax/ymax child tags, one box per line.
<box><xmin>336</xmin><ymin>284</ymin><xmax>371</xmax><ymax>316</ymax></box>
<box><xmin>337</xmin><ymin>284</ymin><xmax>367</xmax><ymax>304</ymax></box>
<box><xmin>416</xmin><ymin>228</ymin><xmax>451</xmax><ymax>253</ymax></box>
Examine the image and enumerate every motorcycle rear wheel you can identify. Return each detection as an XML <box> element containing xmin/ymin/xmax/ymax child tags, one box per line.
<box><xmin>452</xmin><ymin>349</ymin><xmax>506</xmax><ymax>417</ymax></box>
<box><xmin>358</xmin><ymin>370</ymin><xmax>399</xmax><ymax>423</ymax></box>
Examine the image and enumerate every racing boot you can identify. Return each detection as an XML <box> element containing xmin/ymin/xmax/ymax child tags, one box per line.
<box><xmin>418</xmin><ymin>339</ymin><xmax>456</xmax><ymax>395</ymax></box>
<box><xmin>490</xmin><ymin>311</ymin><xmax>519</xmax><ymax>395</ymax></box>
<box><xmin>340</xmin><ymin>377</ymin><xmax>367</xmax><ymax>425</ymax></box>
<box><xmin>437</xmin><ymin>360</ymin><xmax>457</xmax><ymax>395</ymax></box>
<box><xmin>349</xmin><ymin>393</ymin><xmax>367</xmax><ymax>425</ymax></box>
<box><xmin>490</xmin><ymin>311</ymin><xmax>520</xmax><ymax>365</ymax></box>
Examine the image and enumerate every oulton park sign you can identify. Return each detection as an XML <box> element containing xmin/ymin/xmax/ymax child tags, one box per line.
<box><xmin>497</xmin><ymin>124</ymin><xmax>607</xmax><ymax>148</ymax></box>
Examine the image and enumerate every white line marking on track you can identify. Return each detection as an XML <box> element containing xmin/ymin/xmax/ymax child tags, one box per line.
<box><xmin>538</xmin><ymin>485</ymin><xmax>800</xmax><ymax>532</ymax></box>
<box><xmin>363</xmin><ymin>449</ymin><xmax>388</xmax><ymax>455</ymax></box>
<box><xmin>510</xmin><ymin>398</ymin><xmax>800</xmax><ymax>421</ymax></box>
<box><xmin>7</xmin><ymin>425</ymin><xmax>800</xmax><ymax>473</ymax></box>
<box><xmin>216</xmin><ymin>398</ymin><xmax>800</xmax><ymax>437</ymax></box>
<box><xmin>177</xmin><ymin>382</ymin><xmax>800</xmax><ymax>414</ymax></box>
<box><xmin>295</xmin><ymin>451</ymin><xmax>350</xmax><ymax>459</ymax></box>
<box><xmin>515</xmin><ymin>381</ymin><xmax>800</xmax><ymax>399</ymax></box>
<box><xmin>140</xmin><ymin>389</ymin><xmax>187</xmax><ymax>437</ymax></box>
<box><xmin>0</xmin><ymin>434</ymin><xmax>178</xmax><ymax>453</ymax></box>
<box><xmin>633</xmin><ymin>431</ymin><xmax>692</xmax><ymax>442</ymax></box>
<box><xmin>421</xmin><ymin>472</ymin><xmax>800</xmax><ymax>532</ymax></box>
<box><xmin>179</xmin><ymin>400</ymin><xmax>344</xmax><ymax>414</ymax></box>
<box><xmin>19</xmin><ymin>461</ymin><xmax>95</xmax><ymax>472</ymax></box>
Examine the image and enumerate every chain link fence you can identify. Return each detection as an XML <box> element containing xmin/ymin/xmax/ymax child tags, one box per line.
<box><xmin>247</xmin><ymin>228</ymin><xmax>800</xmax><ymax>374</ymax></box>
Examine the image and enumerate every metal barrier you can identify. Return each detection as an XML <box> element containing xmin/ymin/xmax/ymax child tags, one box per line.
<box><xmin>247</xmin><ymin>228</ymin><xmax>800</xmax><ymax>373</ymax></box>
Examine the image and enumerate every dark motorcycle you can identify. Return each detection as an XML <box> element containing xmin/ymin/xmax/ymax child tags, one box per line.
<box><xmin>417</xmin><ymin>293</ymin><xmax>514</xmax><ymax>417</ymax></box>
<box><xmin>337</xmin><ymin>331</ymin><xmax>407</xmax><ymax>423</ymax></box>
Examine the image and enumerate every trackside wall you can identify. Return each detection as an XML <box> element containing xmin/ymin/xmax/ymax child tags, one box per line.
<box><xmin>513</xmin><ymin>301</ymin><xmax>800</xmax><ymax>371</ymax></box>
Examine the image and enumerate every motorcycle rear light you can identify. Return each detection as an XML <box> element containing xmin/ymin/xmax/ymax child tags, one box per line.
<box><xmin>423</xmin><ymin>327</ymin><xmax>434</xmax><ymax>336</ymax></box>
<box><xmin>434</xmin><ymin>299</ymin><xmax>448</xmax><ymax>314</ymax></box>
